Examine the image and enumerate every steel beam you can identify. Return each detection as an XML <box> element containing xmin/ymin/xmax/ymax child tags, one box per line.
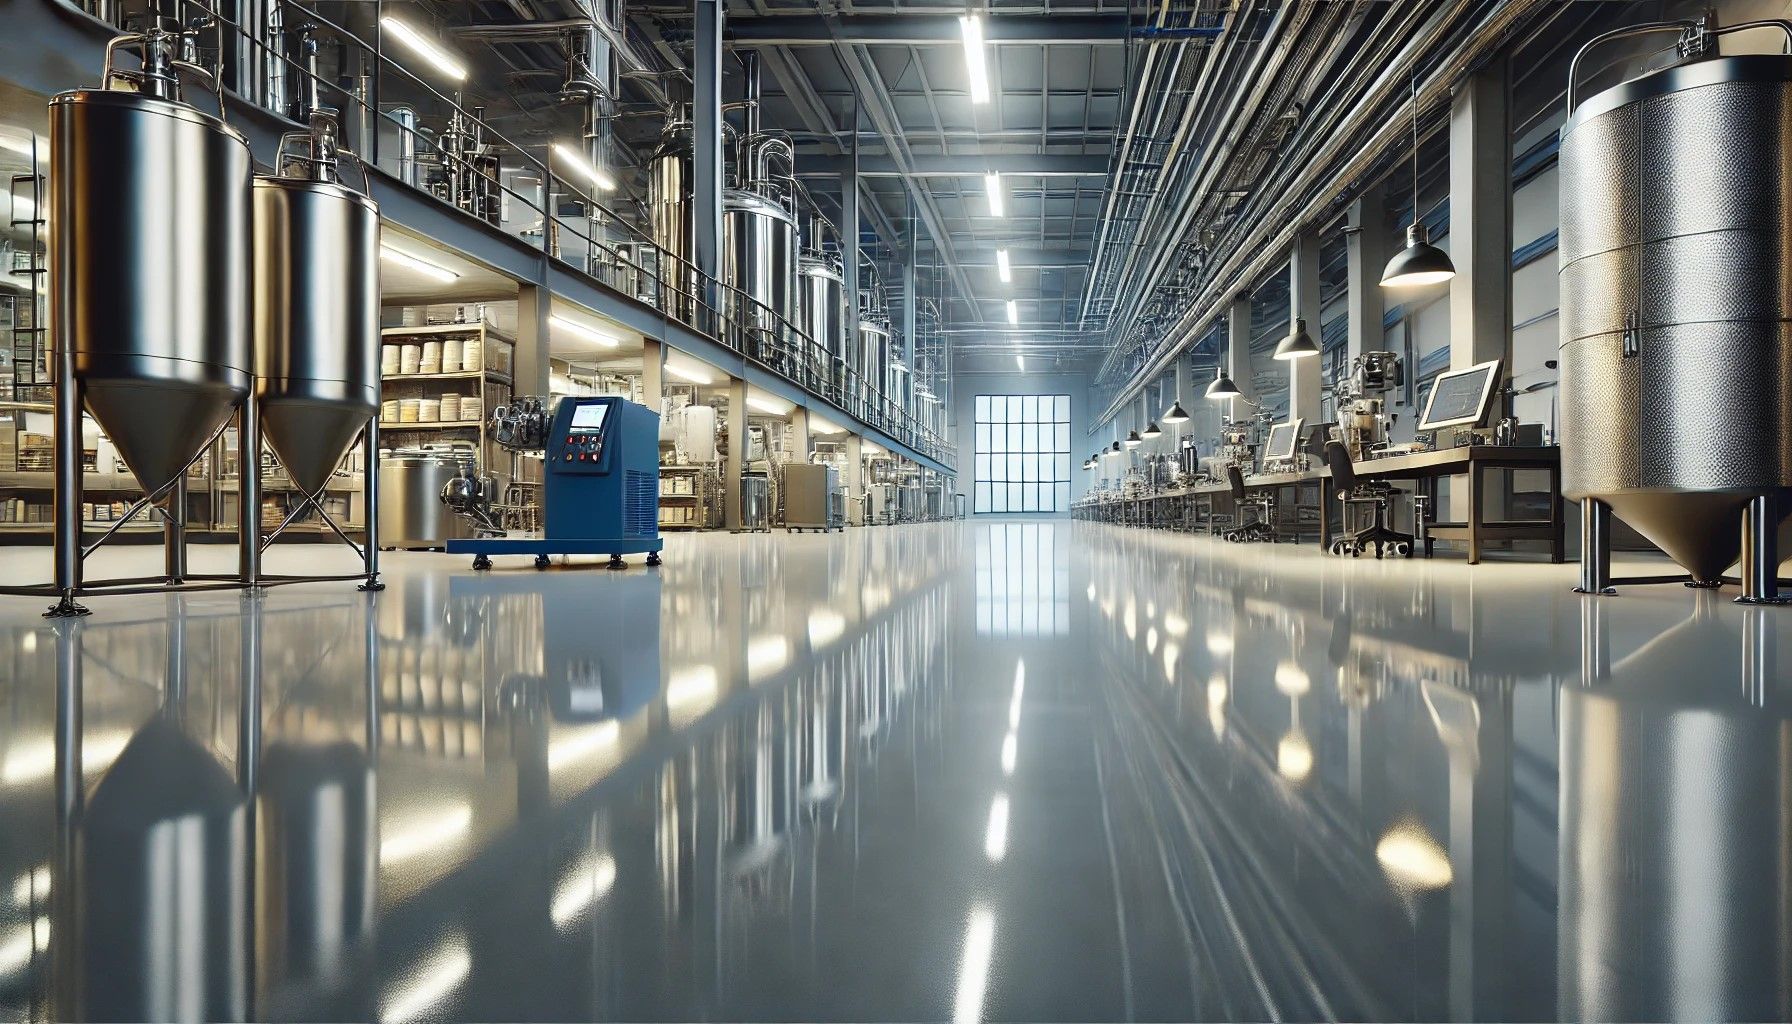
<box><xmin>956</xmin><ymin>246</ymin><xmax>1092</xmax><ymax>268</ymax></box>
<box><xmin>796</xmin><ymin>153</ymin><xmax>1110</xmax><ymax>177</ymax></box>
<box><xmin>729</xmin><ymin>13</ymin><xmax>1129</xmax><ymax>45</ymax></box>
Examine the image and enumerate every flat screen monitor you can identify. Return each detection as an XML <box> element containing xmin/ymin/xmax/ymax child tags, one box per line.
<box><xmin>570</xmin><ymin>402</ymin><xmax>609</xmax><ymax>432</ymax></box>
<box><xmin>1263</xmin><ymin>418</ymin><xmax>1303</xmax><ymax>462</ymax></box>
<box><xmin>1418</xmin><ymin>359</ymin><xmax>1502</xmax><ymax>431</ymax></box>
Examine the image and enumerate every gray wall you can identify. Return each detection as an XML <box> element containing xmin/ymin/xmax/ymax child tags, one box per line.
<box><xmin>950</xmin><ymin>370</ymin><xmax>1093</xmax><ymax>513</ymax></box>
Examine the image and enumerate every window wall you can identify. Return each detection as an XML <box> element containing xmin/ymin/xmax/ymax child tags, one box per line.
<box><xmin>973</xmin><ymin>394</ymin><xmax>1072</xmax><ymax>513</ymax></box>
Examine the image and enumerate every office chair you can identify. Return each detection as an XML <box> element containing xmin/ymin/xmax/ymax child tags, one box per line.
<box><xmin>1220</xmin><ymin>464</ymin><xmax>1276</xmax><ymax>542</ymax></box>
<box><xmin>1323</xmin><ymin>440</ymin><xmax>1412</xmax><ymax>558</ymax></box>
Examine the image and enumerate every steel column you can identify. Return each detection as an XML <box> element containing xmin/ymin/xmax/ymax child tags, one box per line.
<box><xmin>1448</xmin><ymin>65</ymin><xmax>1512</xmax><ymax>380</ymax></box>
<box><xmin>693</xmin><ymin>0</ymin><xmax>724</xmax><ymax>315</ymax></box>
<box><xmin>1289</xmin><ymin>232</ymin><xmax>1322</xmax><ymax>425</ymax></box>
<box><xmin>725</xmin><ymin>377</ymin><xmax>746</xmax><ymax>531</ymax></box>
<box><xmin>516</xmin><ymin>283</ymin><xmax>553</xmax><ymax>396</ymax></box>
<box><xmin>1225</xmin><ymin>293</ymin><xmax>1255</xmax><ymax>423</ymax></box>
<box><xmin>1345</xmin><ymin>182</ymin><xmax>1387</xmax><ymax>364</ymax></box>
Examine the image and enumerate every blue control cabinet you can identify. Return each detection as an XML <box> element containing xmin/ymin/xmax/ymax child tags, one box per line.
<box><xmin>449</xmin><ymin>397</ymin><xmax>664</xmax><ymax>570</ymax></box>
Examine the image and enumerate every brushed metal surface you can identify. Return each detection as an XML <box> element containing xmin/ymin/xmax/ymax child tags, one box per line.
<box><xmin>378</xmin><ymin>452</ymin><xmax>472</xmax><ymax>548</ymax></box>
<box><xmin>50</xmin><ymin>89</ymin><xmax>252</xmax><ymax>499</ymax></box>
<box><xmin>858</xmin><ymin>317</ymin><xmax>889</xmax><ymax>408</ymax></box>
<box><xmin>253</xmin><ymin>177</ymin><xmax>380</xmax><ymax>496</ymax></box>
<box><xmin>647</xmin><ymin>122</ymin><xmax>692</xmax><ymax>317</ymax></box>
<box><xmin>722</xmin><ymin>189</ymin><xmax>799</xmax><ymax>345</ymax></box>
<box><xmin>798</xmin><ymin>254</ymin><xmax>844</xmax><ymax>390</ymax></box>
<box><xmin>1559</xmin><ymin>57</ymin><xmax>1792</xmax><ymax>578</ymax></box>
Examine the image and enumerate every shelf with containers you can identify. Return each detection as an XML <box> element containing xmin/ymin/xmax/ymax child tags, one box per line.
<box><xmin>379</xmin><ymin>319</ymin><xmax>515</xmax><ymax>467</ymax></box>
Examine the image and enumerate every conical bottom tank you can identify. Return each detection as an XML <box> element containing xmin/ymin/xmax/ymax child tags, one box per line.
<box><xmin>1557</xmin><ymin>56</ymin><xmax>1792</xmax><ymax>582</ymax></box>
<box><xmin>50</xmin><ymin>89</ymin><xmax>252</xmax><ymax>502</ymax></box>
<box><xmin>253</xmin><ymin>177</ymin><xmax>380</xmax><ymax>495</ymax></box>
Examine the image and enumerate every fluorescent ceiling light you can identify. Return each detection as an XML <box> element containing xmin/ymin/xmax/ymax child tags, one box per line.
<box><xmin>381</xmin><ymin>245</ymin><xmax>460</xmax><ymax>282</ymax></box>
<box><xmin>1006</xmin><ymin>299</ymin><xmax>1018</xmax><ymax>325</ymax></box>
<box><xmin>381</xmin><ymin>17</ymin><xmax>469</xmax><ymax>82</ymax></box>
<box><xmin>960</xmin><ymin>15</ymin><xmax>991</xmax><ymax>104</ymax></box>
<box><xmin>996</xmin><ymin>248</ymin><xmax>1011</xmax><ymax>283</ymax></box>
<box><xmin>664</xmin><ymin>358</ymin><xmax>719</xmax><ymax>385</ymax></box>
<box><xmin>550</xmin><ymin>314</ymin><xmax>621</xmax><ymax>348</ymax></box>
<box><xmin>552</xmin><ymin>142</ymin><xmax>616</xmax><ymax>192</ymax></box>
<box><xmin>984</xmin><ymin>172</ymin><xmax>1004</xmax><ymax>217</ymax></box>
<box><xmin>745</xmin><ymin>391</ymin><xmax>794</xmax><ymax>416</ymax></box>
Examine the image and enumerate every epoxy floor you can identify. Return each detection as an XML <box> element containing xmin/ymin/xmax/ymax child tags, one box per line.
<box><xmin>1</xmin><ymin>521</ymin><xmax>1788</xmax><ymax>1022</ymax></box>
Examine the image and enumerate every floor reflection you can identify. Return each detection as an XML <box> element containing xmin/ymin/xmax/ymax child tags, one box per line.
<box><xmin>0</xmin><ymin>522</ymin><xmax>1787</xmax><ymax>1021</ymax></box>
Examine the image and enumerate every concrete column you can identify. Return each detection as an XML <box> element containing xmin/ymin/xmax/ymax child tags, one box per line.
<box><xmin>1289</xmin><ymin>233</ymin><xmax>1322</xmax><ymax>425</ymax></box>
<box><xmin>641</xmin><ymin>337</ymin><xmax>663</xmax><ymax>412</ymax></box>
<box><xmin>1449</xmin><ymin>65</ymin><xmax>1512</xmax><ymax>381</ymax></box>
<box><xmin>789</xmin><ymin>407</ymin><xmax>811</xmax><ymax>462</ymax></box>
<box><xmin>1225</xmin><ymin>293</ymin><xmax>1256</xmax><ymax>424</ymax></box>
<box><xmin>1346</xmin><ymin>182</ymin><xmax>1388</xmax><ymax>364</ymax></box>
<box><xmin>725</xmin><ymin>377</ymin><xmax>746</xmax><ymax>530</ymax></box>
<box><xmin>1171</xmin><ymin>356</ymin><xmax>1194</xmax><ymax>459</ymax></box>
<box><xmin>693</xmin><ymin>0</ymin><xmax>724</xmax><ymax>313</ymax></box>
<box><xmin>845</xmin><ymin>434</ymin><xmax>864</xmax><ymax>524</ymax></box>
<box><xmin>515</xmin><ymin>283</ymin><xmax>552</xmax><ymax>396</ymax></box>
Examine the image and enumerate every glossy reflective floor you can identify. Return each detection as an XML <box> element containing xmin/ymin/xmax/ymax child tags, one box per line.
<box><xmin>1</xmin><ymin>522</ymin><xmax>1788</xmax><ymax>1022</ymax></box>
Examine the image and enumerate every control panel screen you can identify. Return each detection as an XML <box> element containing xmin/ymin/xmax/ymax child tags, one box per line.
<box><xmin>1418</xmin><ymin>360</ymin><xmax>1501</xmax><ymax>430</ymax></box>
<box><xmin>571</xmin><ymin>403</ymin><xmax>609</xmax><ymax>431</ymax></box>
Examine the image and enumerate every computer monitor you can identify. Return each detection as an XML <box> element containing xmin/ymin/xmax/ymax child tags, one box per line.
<box><xmin>1262</xmin><ymin>418</ymin><xmax>1304</xmax><ymax>462</ymax></box>
<box><xmin>1418</xmin><ymin>359</ymin><xmax>1503</xmax><ymax>431</ymax></box>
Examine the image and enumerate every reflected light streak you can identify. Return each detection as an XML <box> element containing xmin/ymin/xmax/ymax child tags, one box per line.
<box><xmin>665</xmin><ymin>665</ymin><xmax>720</xmax><ymax>712</ymax></box>
<box><xmin>747</xmin><ymin>635</ymin><xmax>791</xmax><ymax>680</ymax></box>
<box><xmin>1162</xmin><ymin>642</ymin><xmax>1179</xmax><ymax>681</ymax></box>
<box><xmin>1274</xmin><ymin>661</ymin><xmax>1310</xmax><ymax>697</ymax></box>
<box><xmin>380</xmin><ymin>935</ymin><xmax>471</xmax><ymax>1024</ymax></box>
<box><xmin>984</xmin><ymin>793</ymin><xmax>1010</xmax><ymax>862</ymax></box>
<box><xmin>807</xmin><ymin>609</ymin><xmax>847</xmax><ymax>648</ymax></box>
<box><xmin>1146</xmin><ymin>626</ymin><xmax>1158</xmax><ymax>654</ymax></box>
<box><xmin>1000</xmin><ymin>732</ymin><xmax>1017</xmax><ymax>776</ymax></box>
<box><xmin>1085</xmin><ymin>582</ymin><xmax>1096</xmax><ymax>602</ymax></box>
<box><xmin>547</xmin><ymin>720</ymin><xmax>621</xmax><ymax>772</ymax></box>
<box><xmin>0</xmin><ymin>917</ymin><xmax>49</xmax><ymax>979</ymax></box>
<box><xmin>2</xmin><ymin>729</ymin><xmax>132</xmax><ymax>785</ymax></box>
<box><xmin>551</xmin><ymin>852</ymin><xmax>618</xmax><ymax>927</ymax></box>
<box><xmin>1277</xmin><ymin>731</ymin><xmax>1313</xmax><ymax>783</ymax></box>
<box><xmin>1007</xmin><ymin>661</ymin><xmax>1025</xmax><ymax>729</ymax></box>
<box><xmin>380</xmin><ymin>803</ymin><xmax>473</xmax><ymax>866</ymax></box>
<box><xmin>1163</xmin><ymin>611</ymin><xmax>1189</xmax><ymax>637</ymax></box>
<box><xmin>11</xmin><ymin>864</ymin><xmax>49</xmax><ymax>905</ymax></box>
<box><xmin>953</xmin><ymin>907</ymin><xmax>997</xmax><ymax>1024</ymax></box>
<box><xmin>1205</xmin><ymin>630</ymin><xmax>1233</xmax><ymax>657</ymax></box>
<box><xmin>1122</xmin><ymin>600</ymin><xmax>1137</xmax><ymax>640</ymax></box>
<box><xmin>1377</xmin><ymin>822</ymin><xmax>1453</xmax><ymax>890</ymax></box>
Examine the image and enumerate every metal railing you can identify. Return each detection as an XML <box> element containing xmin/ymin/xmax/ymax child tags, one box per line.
<box><xmin>70</xmin><ymin>0</ymin><xmax>955</xmax><ymax>469</ymax></box>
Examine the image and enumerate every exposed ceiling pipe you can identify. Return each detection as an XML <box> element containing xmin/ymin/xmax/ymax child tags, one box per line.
<box><xmin>1091</xmin><ymin>0</ymin><xmax>1549</xmax><ymax>428</ymax></box>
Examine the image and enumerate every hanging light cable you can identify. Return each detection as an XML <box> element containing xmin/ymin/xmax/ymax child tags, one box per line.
<box><xmin>1382</xmin><ymin>73</ymin><xmax>1456</xmax><ymax>289</ymax></box>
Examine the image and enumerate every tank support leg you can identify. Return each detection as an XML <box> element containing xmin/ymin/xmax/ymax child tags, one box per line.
<box><xmin>1573</xmin><ymin>498</ymin><xmax>1616</xmax><ymax>595</ymax></box>
<box><xmin>1737</xmin><ymin>493</ymin><xmax>1790</xmax><ymax>605</ymax></box>
<box><xmin>239</xmin><ymin>397</ymin><xmax>261</xmax><ymax>589</ymax></box>
<box><xmin>50</xmin><ymin>350</ymin><xmax>87</xmax><ymax>618</ymax></box>
<box><xmin>357</xmin><ymin>418</ymin><xmax>384</xmax><ymax>591</ymax></box>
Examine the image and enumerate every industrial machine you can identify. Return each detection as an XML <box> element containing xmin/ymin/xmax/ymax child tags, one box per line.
<box><xmin>1559</xmin><ymin>11</ymin><xmax>1792</xmax><ymax>603</ymax></box>
<box><xmin>784</xmin><ymin>462</ymin><xmax>842</xmax><ymax>532</ymax></box>
<box><xmin>444</xmin><ymin>395</ymin><xmax>663</xmax><ymax>570</ymax></box>
<box><xmin>1333</xmin><ymin>351</ymin><xmax>1403</xmax><ymax>460</ymax></box>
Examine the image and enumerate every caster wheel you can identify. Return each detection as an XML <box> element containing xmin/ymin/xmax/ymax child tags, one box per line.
<box><xmin>607</xmin><ymin>555</ymin><xmax>626</xmax><ymax>571</ymax></box>
<box><xmin>646</xmin><ymin>552</ymin><xmax>662</xmax><ymax>567</ymax></box>
<box><xmin>472</xmin><ymin>555</ymin><xmax>492</xmax><ymax>571</ymax></box>
<box><xmin>1394</xmin><ymin>542</ymin><xmax>1411</xmax><ymax>557</ymax></box>
<box><xmin>534</xmin><ymin>555</ymin><xmax>551</xmax><ymax>570</ymax></box>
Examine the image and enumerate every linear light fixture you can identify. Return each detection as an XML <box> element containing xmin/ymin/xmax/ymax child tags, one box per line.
<box><xmin>985</xmin><ymin>172</ymin><xmax>1004</xmax><ymax>217</ymax></box>
<box><xmin>960</xmin><ymin>14</ymin><xmax>991</xmax><ymax>104</ymax></box>
<box><xmin>381</xmin><ymin>17</ymin><xmax>469</xmax><ymax>82</ymax></box>
<box><xmin>745</xmin><ymin>392</ymin><xmax>794</xmax><ymax>415</ymax></box>
<box><xmin>996</xmin><ymin>248</ymin><xmax>1012</xmax><ymax>283</ymax></box>
<box><xmin>1016</xmin><ymin>353</ymin><xmax>1025</xmax><ymax>372</ymax></box>
<box><xmin>664</xmin><ymin>359</ymin><xmax>718</xmax><ymax>385</ymax></box>
<box><xmin>1006</xmin><ymin>299</ymin><xmax>1018</xmax><ymax>325</ymax></box>
<box><xmin>549</xmin><ymin>314</ymin><xmax>620</xmax><ymax>348</ymax></box>
<box><xmin>552</xmin><ymin>142</ymin><xmax>616</xmax><ymax>192</ymax></box>
<box><xmin>380</xmin><ymin>245</ymin><xmax>460</xmax><ymax>282</ymax></box>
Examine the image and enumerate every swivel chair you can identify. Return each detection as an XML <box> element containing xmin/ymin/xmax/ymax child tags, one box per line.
<box><xmin>1221</xmin><ymin>465</ymin><xmax>1276</xmax><ymax>542</ymax></box>
<box><xmin>1323</xmin><ymin>440</ymin><xmax>1412</xmax><ymax>558</ymax></box>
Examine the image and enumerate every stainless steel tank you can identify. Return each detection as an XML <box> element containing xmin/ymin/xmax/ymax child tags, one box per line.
<box><xmin>723</xmin><ymin>188</ymin><xmax>798</xmax><ymax>361</ymax></box>
<box><xmin>798</xmin><ymin>252</ymin><xmax>844</xmax><ymax>394</ymax></box>
<box><xmin>379</xmin><ymin>448</ymin><xmax>475</xmax><ymax>549</ymax></box>
<box><xmin>254</xmin><ymin>134</ymin><xmax>380</xmax><ymax>497</ymax></box>
<box><xmin>647</xmin><ymin>119</ymin><xmax>693</xmax><ymax>318</ymax></box>
<box><xmin>50</xmin><ymin>82</ymin><xmax>252</xmax><ymax>502</ymax></box>
<box><xmin>1559</xmin><ymin>39</ymin><xmax>1792</xmax><ymax>585</ymax></box>
<box><xmin>857</xmin><ymin>315</ymin><xmax>889</xmax><ymax>414</ymax></box>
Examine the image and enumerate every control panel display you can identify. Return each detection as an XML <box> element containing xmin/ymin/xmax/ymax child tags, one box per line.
<box><xmin>555</xmin><ymin>400</ymin><xmax>612</xmax><ymax>470</ymax></box>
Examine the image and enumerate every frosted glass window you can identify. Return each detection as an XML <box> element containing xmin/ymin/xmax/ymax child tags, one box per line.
<box><xmin>973</xmin><ymin>393</ymin><xmax>1072</xmax><ymax>513</ymax></box>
